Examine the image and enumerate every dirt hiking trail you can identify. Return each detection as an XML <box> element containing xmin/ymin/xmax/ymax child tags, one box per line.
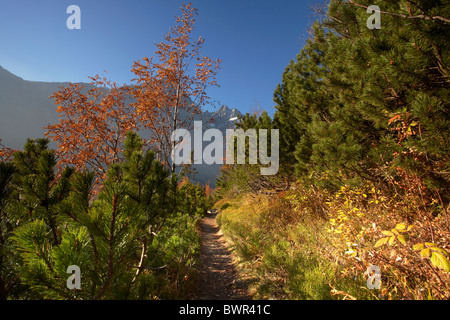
<box><xmin>192</xmin><ymin>212</ymin><xmax>251</xmax><ymax>300</ymax></box>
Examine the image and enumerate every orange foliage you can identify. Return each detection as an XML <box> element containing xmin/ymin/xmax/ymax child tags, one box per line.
<box><xmin>44</xmin><ymin>3</ymin><xmax>220</xmax><ymax>185</ymax></box>
<box><xmin>128</xmin><ymin>3</ymin><xmax>221</xmax><ymax>171</ymax></box>
<box><xmin>177</xmin><ymin>176</ymin><xmax>190</xmax><ymax>189</ymax></box>
<box><xmin>0</xmin><ymin>139</ymin><xmax>15</xmax><ymax>162</ymax></box>
<box><xmin>204</xmin><ymin>182</ymin><xmax>215</xmax><ymax>198</ymax></box>
<box><xmin>45</xmin><ymin>75</ymin><xmax>138</xmax><ymax>180</ymax></box>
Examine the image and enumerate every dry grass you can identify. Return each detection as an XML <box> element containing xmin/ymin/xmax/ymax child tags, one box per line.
<box><xmin>215</xmin><ymin>182</ymin><xmax>450</xmax><ymax>300</ymax></box>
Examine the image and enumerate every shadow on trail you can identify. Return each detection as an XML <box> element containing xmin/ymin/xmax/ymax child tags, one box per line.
<box><xmin>191</xmin><ymin>212</ymin><xmax>251</xmax><ymax>300</ymax></box>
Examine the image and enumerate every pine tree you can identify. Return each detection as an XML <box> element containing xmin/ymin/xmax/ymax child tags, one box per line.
<box><xmin>0</xmin><ymin>162</ymin><xmax>18</xmax><ymax>299</ymax></box>
<box><xmin>10</xmin><ymin>132</ymin><xmax>204</xmax><ymax>299</ymax></box>
<box><xmin>216</xmin><ymin>111</ymin><xmax>285</xmax><ymax>195</ymax></box>
<box><xmin>12</xmin><ymin>139</ymin><xmax>74</xmax><ymax>245</ymax></box>
<box><xmin>273</xmin><ymin>0</ymin><xmax>449</xmax><ymax>200</ymax></box>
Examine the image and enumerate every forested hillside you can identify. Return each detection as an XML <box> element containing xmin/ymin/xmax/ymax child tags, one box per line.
<box><xmin>215</xmin><ymin>0</ymin><xmax>450</xmax><ymax>300</ymax></box>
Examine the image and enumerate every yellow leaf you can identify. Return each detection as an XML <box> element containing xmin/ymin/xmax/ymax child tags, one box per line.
<box><xmin>395</xmin><ymin>223</ymin><xmax>406</xmax><ymax>230</ymax></box>
<box><xmin>425</xmin><ymin>242</ymin><xmax>437</xmax><ymax>247</ymax></box>
<box><xmin>412</xmin><ymin>243</ymin><xmax>424</xmax><ymax>251</ymax></box>
<box><xmin>420</xmin><ymin>248</ymin><xmax>431</xmax><ymax>258</ymax></box>
<box><xmin>375</xmin><ymin>237</ymin><xmax>389</xmax><ymax>248</ymax></box>
<box><xmin>430</xmin><ymin>252</ymin><xmax>450</xmax><ymax>272</ymax></box>
<box><xmin>430</xmin><ymin>247</ymin><xmax>449</xmax><ymax>256</ymax></box>
<box><xmin>389</xmin><ymin>236</ymin><xmax>396</xmax><ymax>245</ymax></box>
<box><xmin>382</xmin><ymin>231</ymin><xmax>394</xmax><ymax>236</ymax></box>
<box><xmin>397</xmin><ymin>235</ymin><xmax>407</xmax><ymax>245</ymax></box>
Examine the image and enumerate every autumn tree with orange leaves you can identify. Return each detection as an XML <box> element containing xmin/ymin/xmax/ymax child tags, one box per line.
<box><xmin>45</xmin><ymin>3</ymin><xmax>220</xmax><ymax>181</ymax></box>
<box><xmin>45</xmin><ymin>75</ymin><xmax>138</xmax><ymax>181</ymax></box>
<box><xmin>129</xmin><ymin>3</ymin><xmax>221</xmax><ymax>173</ymax></box>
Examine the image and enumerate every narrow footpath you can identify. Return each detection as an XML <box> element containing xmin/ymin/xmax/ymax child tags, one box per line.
<box><xmin>192</xmin><ymin>211</ymin><xmax>251</xmax><ymax>300</ymax></box>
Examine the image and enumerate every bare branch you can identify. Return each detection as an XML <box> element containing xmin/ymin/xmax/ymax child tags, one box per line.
<box><xmin>348</xmin><ymin>0</ymin><xmax>450</xmax><ymax>24</ymax></box>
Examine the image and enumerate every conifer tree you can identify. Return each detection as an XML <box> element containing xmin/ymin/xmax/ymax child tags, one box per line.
<box><xmin>11</xmin><ymin>132</ymin><xmax>204</xmax><ymax>299</ymax></box>
<box><xmin>0</xmin><ymin>162</ymin><xmax>19</xmax><ymax>299</ymax></box>
<box><xmin>216</xmin><ymin>111</ymin><xmax>285</xmax><ymax>195</ymax></box>
<box><xmin>12</xmin><ymin>139</ymin><xmax>75</xmax><ymax>245</ymax></box>
<box><xmin>273</xmin><ymin>0</ymin><xmax>449</xmax><ymax>200</ymax></box>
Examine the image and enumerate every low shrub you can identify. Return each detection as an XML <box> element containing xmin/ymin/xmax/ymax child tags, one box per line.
<box><xmin>217</xmin><ymin>182</ymin><xmax>450</xmax><ymax>300</ymax></box>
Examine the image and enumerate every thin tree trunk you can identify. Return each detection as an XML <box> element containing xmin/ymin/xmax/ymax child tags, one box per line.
<box><xmin>92</xmin><ymin>194</ymin><xmax>117</xmax><ymax>300</ymax></box>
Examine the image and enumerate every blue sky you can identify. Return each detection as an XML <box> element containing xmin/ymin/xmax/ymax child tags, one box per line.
<box><xmin>0</xmin><ymin>0</ymin><xmax>317</xmax><ymax>115</ymax></box>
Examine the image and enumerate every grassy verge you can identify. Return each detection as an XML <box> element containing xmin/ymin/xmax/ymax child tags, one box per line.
<box><xmin>215</xmin><ymin>184</ymin><xmax>450</xmax><ymax>300</ymax></box>
<box><xmin>215</xmin><ymin>193</ymin><xmax>367</xmax><ymax>300</ymax></box>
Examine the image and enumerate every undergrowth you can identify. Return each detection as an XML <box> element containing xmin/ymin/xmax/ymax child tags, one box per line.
<box><xmin>215</xmin><ymin>183</ymin><xmax>450</xmax><ymax>300</ymax></box>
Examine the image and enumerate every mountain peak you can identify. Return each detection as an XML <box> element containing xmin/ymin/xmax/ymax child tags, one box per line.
<box><xmin>214</xmin><ymin>105</ymin><xmax>240</xmax><ymax>119</ymax></box>
<box><xmin>217</xmin><ymin>105</ymin><xmax>229</xmax><ymax>112</ymax></box>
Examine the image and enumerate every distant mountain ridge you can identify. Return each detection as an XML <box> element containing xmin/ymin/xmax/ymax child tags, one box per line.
<box><xmin>0</xmin><ymin>65</ymin><xmax>241</xmax><ymax>186</ymax></box>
